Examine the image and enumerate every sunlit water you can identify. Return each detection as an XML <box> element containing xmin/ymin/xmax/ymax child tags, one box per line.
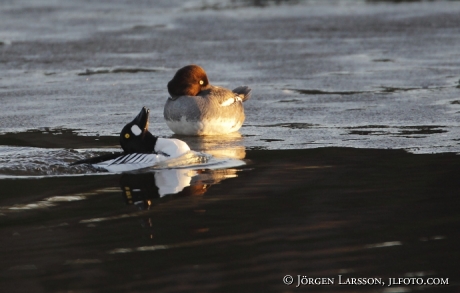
<box><xmin>0</xmin><ymin>145</ymin><xmax>244</xmax><ymax>178</ymax></box>
<box><xmin>0</xmin><ymin>146</ymin><xmax>86</xmax><ymax>176</ymax></box>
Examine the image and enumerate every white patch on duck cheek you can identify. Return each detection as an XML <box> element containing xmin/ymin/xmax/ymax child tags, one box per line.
<box><xmin>131</xmin><ymin>125</ymin><xmax>142</xmax><ymax>136</ymax></box>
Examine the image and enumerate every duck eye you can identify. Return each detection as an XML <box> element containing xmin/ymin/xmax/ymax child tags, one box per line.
<box><xmin>199</xmin><ymin>80</ymin><xmax>204</xmax><ymax>85</ymax></box>
<box><xmin>124</xmin><ymin>133</ymin><xmax>130</xmax><ymax>139</ymax></box>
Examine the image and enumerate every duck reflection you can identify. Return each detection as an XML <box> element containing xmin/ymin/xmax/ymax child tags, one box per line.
<box><xmin>120</xmin><ymin>166</ymin><xmax>241</xmax><ymax>210</ymax></box>
<box><xmin>175</xmin><ymin>132</ymin><xmax>246</xmax><ymax>160</ymax></box>
<box><xmin>119</xmin><ymin>143</ymin><xmax>246</xmax><ymax>243</ymax></box>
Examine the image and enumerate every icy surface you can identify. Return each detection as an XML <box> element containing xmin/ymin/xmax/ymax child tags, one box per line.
<box><xmin>0</xmin><ymin>0</ymin><xmax>460</xmax><ymax>154</ymax></box>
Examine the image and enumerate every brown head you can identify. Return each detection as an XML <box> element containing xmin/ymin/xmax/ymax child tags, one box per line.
<box><xmin>167</xmin><ymin>65</ymin><xmax>210</xmax><ymax>98</ymax></box>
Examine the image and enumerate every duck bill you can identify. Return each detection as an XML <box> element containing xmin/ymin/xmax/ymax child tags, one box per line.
<box><xmin>133</xmin><ymin>107</ymin><xmax>150</xmax><ymax>136</ymax></box>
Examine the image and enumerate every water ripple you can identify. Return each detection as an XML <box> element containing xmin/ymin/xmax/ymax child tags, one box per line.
<box><xmin>0</xmin><ymin>146</ymin><xmax>112</xmax><ymax>177</ymax></box>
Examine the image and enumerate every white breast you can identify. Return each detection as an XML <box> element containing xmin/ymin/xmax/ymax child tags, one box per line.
<box><xmin>91</xmin><ymin>139</ymin><xmax>190</xmax><ymax>172</ymax></box>
<box><xmin>154</xmin><ymin>138</ymin><xmax>190</xmax><ymax>158</ymax></box>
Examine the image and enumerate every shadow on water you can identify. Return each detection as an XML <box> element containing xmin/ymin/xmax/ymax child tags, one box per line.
<box><xmin>346</xmin><ymin>125</ymin><xmax>448</xmax><ymax>137</ymax></box>
<box><xmin>287</xmin><ymin>85</ymin><xmax>450</xmax><ymax>96</ymax></box>
<box><xmin>77</xmin><ymin>67</ymin><xmax>162</xmax><ymax>76</ymax></box>
<box><xmin>0</xmin><ymin>129</ymin><xmax>119</xmax><ymax>149</ymax></box>
<box><xmin>192</xmin><ymin>0</ymin><xmax>299</xmax><ymax>10</ymax></box>
<box><xmin>0</xmin><ymin>147</ymin><xmax>459</xmax><ymax>292</ymax></box>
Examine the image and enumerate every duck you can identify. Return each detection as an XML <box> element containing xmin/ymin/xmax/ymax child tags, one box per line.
<box><xmin>164</xmin><ymin>64</ymin><xmax>252</xmax><ymax>135</ymax></box>
<box><xmin>71</xmin><ymin>107</ymin><xmax>191</xmax><ymax>172</ymax></box>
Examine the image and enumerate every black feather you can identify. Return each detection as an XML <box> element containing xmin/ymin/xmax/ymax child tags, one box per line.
<box><xmin>69</xmin><ymin>152</ymin><xmax>124</xmax><ymax>166</ymax></box>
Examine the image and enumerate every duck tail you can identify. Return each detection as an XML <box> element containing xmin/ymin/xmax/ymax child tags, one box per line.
<box><xmin>232</xmin><ymin>86</ymin><xmax>252</xmax><ymax>102</ymax></box>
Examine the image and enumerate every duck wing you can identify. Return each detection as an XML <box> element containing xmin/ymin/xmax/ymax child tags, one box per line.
<box><xmin>212</xmin><ymin>86</ymin><xmax>252</xmax><ymax>107</ymax></box>
<box><xmin>94</xmin><ymin>153</ymin><xmax>166</xmax><ymax>172</ymax></box>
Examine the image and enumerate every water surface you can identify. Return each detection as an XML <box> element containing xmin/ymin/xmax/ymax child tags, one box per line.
<box><xmin>1</xmin><ymin>0</ymin><xmax>460</xmax><ymax>153</ymax></box>
<box><xmin>1</xmin><ymin>144</ymin><xmax>459</xmax><ymax>292</ymax></box>
<box><xmin>1</xmin><ymin>0</ymin><xmax>460</xmax><ymax>292</ymax></box>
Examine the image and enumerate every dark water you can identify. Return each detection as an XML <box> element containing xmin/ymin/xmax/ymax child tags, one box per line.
<box><xmin>1</xmin><ymin>131</ymin><xmax>459</xmax><ymax>292</ymax></box>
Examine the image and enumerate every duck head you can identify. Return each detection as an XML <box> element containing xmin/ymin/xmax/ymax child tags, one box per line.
<box><xmin>120</xmin><ymin>107</ymin><xmax>157</xmax><ymax>153</ymax></box>
<box><xmin>167</xmin><ymin>64</ymin><xmax>210</xmax><ymax>98</ymax></box>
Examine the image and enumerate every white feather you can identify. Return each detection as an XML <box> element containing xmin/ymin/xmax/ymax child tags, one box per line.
<box><xmin>154</xmin><ymin>138</ymin><xmax>190</xmax><ymax>158</ymax></box>
<box><xmin>220</xmin><ymin>97</ymin><xmax>235</xmax><ymax>107</ymax></box>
